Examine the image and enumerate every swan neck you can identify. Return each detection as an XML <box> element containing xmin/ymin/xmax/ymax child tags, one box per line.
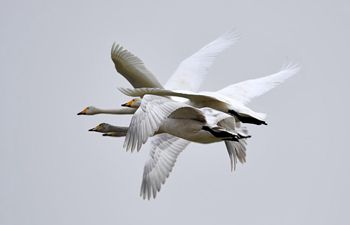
<box><xmin>96</xmin><ymin>108</ymin><xmax>136</xmax><ymax>115</ymax></box>
<box><xmin>108</xmin><ymin>125</ymin><xmax>129</xmax><ymax>133</ymax></box>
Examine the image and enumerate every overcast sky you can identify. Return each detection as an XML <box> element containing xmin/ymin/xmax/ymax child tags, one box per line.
<box><xmin>1</xmin><ymin>0</ymin><xmax>350</xmax><ymax>225</ymax></box>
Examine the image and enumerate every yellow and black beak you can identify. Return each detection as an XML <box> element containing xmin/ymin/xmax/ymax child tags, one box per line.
<box><xmin>88</xmin><ymin>127</ymin><xmax>96</xmax><ymax>132</ymax></box>
<box><xmin>88</xmin><ymin>124</ymin><xmax>100</xmax><ymax>132</ymax></box>
<box><xmin>77</xmin><ymin>108</ymin><xmax>88</xmax><ymax>115</ymax></box>
<box><xmin>121</xmin><ymin>100</ymin><xmax>133</xmax><ymax>107</ymax></box>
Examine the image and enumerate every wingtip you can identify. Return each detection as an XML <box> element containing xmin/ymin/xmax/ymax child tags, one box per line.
<box><xmin>118</xmin><ymin>87</ymin><xmax>133</xmax><ymax>96</ymax></box>
<box><xmin>111</xmin><ymin>42</ymin><xmax>123</xmax><ymax>58</ymax></box>
<box><xmin>281</xmin><ymin>61</ymin><xmax>301</xmax><ymax>73</ymax></box>
<box><xmin>222</xmin><ymin>28</ymin><xmax>241</xmax><ymax>42</ymax></box>
<box><xmin>111</xmin><ymin>42</ymin><xmax>116</xmax><ymax>55</ymax></box>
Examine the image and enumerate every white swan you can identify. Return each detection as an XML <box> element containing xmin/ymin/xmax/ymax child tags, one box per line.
<box><xmin>78</xmin><ymin>29</ymin><xmax>240</xmax><ymax>199</ymax></box>
<box><xmin>88</xmin><ymin>110</ymin><xmax>248</xmax><ymax>166</ymax></box>
<box><xmin>119</xmin><ymin>63</ymin><xmax>300</xmax><ymax>125</ymax></box>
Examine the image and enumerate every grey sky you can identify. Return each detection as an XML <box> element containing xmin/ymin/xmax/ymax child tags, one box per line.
<box><xmin>1</xmin><ymin>0</ymin><xmax>349</xmax><ymax>224</ymax></box>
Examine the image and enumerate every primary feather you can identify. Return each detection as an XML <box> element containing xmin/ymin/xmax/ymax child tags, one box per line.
<box><xmin>165</xmin><ymin>29</ymin><xmax>239</xmax><ymax>92</ymax></box>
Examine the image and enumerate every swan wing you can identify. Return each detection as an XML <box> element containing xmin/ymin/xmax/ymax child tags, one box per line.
<box><xmin>168</xmin><ymin>107</ymin><xmax>206</xmax><ymax>122</ymax></box>
<box><xmin>119</xmin><ymin>87</ymin><xmax>221</xmax><ymax>104</ymax></box>
<box><xmin>165</xmin><ymin>29</ymin><xmax>239</xmax><ymax>91</ymax></box>
<box><xmin>111</xmin><ymin>43</ymin><xmax>163</xmax><ymax>88</ymax></box>
<box><xmin>141</xmin><ymin>134</ymin><xmax>190</xmax><ymax>199</ymax></box>
<box><xmin>217</xmin><ymin>63</ymin><xmax>300</xmax><ymax>105</ymax></box>
<box><xmin>124</xmin><ymin>95</ymin><xmax>189</xmax><ymax>152</ymax></box>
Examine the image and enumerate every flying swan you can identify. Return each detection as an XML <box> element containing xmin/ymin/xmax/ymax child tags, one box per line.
<box><xmin>119</xmin><ymin>63</ymin><xmax>300</xmax><ymax>126</ymax></box>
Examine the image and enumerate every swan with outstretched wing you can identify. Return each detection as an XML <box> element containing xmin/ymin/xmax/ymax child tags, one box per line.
<box><xmin>120</xmin><ymin>63</ymin><xmax>300</xmax><ymax>125</ymax></box>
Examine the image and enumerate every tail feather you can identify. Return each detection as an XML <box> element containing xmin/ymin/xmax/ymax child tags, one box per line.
<box><xmin>224</xmin><ymin>140</ymin><xmax>247</xmax><ymax>171</ymax></box>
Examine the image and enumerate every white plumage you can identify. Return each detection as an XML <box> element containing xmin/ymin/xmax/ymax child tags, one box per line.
<box><xmin>79</xmin><ymin>28</ymin><xmax>300</xmax><ymax>200</ymax></box>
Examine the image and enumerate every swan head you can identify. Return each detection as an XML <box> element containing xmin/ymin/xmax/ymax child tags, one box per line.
<box><xmin>77</xmin><ymin>106</ymin><xmax>99</xmax><ymax>115</ymax></box>
<box><xmin>121</xmin><ymin>98</ymin><xmax>141</xmax><ymax>108</ymax></box>
<box><xmin>88</xmin><ymin>123</ymin><xmax>111</xmax><ymax>133</ymax></box>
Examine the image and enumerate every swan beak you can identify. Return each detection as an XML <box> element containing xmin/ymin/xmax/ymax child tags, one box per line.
<box><xmin>121</xmin><ymin>100</ymin><xmax>132</xmax><ymax>107</ymax></box>
<box><xmin>77</xmin><ymin>108</ymin><xmax>88</xmax><ymax>115</ymax></box>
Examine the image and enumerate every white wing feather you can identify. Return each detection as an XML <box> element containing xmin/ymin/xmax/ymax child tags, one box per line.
<box><xmin>118</xmin><ymin>87</ymin><xmax>220</xmax><ymax>103</ymax></box>
<box><xmin>111</xmin><ymin>43</ymin><xmax>163</xmax><ymax>88</ymax></box>
<box><xmin>218</xmin><ymin>116</ymin><xmax>248</xmax><ymax>171</ymax></box>
<box><xmin>124</xmin><ymin>95</ymin><xmax>189</xmax><ymax>152</ymax></box>
<box><xmin>165</xmin><ymin>29</ymin><xmax>239</xmax><ymax>91</ymax></box>
<box><xmin>141</xmin><ymin>134</ymin><xmax>190</xmax><ymax>200</ymax></box>
<box><xmin>217</xmin><ymin>63</ymin><xmax>300</xmax><ymax>105</ymax></box>
<box><xmin>224</xmin><ymin>140</ymin><xmax>247</xmax><ymax>171</ymax></box>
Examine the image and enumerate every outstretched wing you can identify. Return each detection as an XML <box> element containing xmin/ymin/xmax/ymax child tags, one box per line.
<box><xmin>217</xmin><ymin>63</ymin><xmax>300</xmax><ymax>105</ymax></box>
<box><xmin>141</xmin><ymin>134</ymin><xmax>190</xmax><ymax>200</ymax></box>
<box><xmin>118</xmin><ymin>87</ymin><xmax>221</xmax><ymax>104</ymax></box>
<box><xmin>165</xmin><ymin>29</ymin><xmax>239</xmax><ymax>91</ymax></box>
<box><xmin>124</xmin><ymin>95</ymin><xmax>191</xmax><ymax>152</ymax></box>
<box><xmin>111</xmin><ymin>43</ymin><xmax>163</xmax><ymax>88</ymax></box>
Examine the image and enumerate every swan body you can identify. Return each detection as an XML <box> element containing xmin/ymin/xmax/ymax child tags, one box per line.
<box><xmin>121</xmin><ymin>88</ymin><xmax>267</xmax><ymax>125</ymax></box>
<box><xmin>89</xmin><ymin>115</ymin><xmax>247</xmax><ymax>144</ymax></box>
<box><xmin>122</xmin><ymin>95</ymin><xmax>249</xmax><ymax>152</ymax></box>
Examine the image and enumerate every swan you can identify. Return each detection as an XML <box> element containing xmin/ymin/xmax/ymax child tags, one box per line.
<box><xmin>78</xmin><ymin>29</ymin><xmax>241</xmax><ymax>199</ymax></box>
<box><xmin>119</xmin><ymin>63</ymin><xmax>300</xmax><ymax>125</ymax></box>
<box><xmin>88</xmin><ymin>109</ymin><xmax>249</xmax><ymax>167</ymax></box>
<box><xmin>89</xmin><ymin>115</ymin><xmax>249</xmax><ymax>144</ymax></box>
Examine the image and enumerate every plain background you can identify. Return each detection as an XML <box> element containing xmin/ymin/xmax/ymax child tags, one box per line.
<box><xmin>1</xmin><ymin>0</ymin><xmax>349</xmax><ymax>224</ymax></box>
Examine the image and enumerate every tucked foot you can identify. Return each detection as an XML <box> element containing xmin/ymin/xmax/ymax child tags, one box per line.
<box><xmin>227</xmin><ymin>110</ymin><xmax>267</xmax><ymax>125</ymax></box>
<box><xmin>202</xmin><ymin>126</ymin><xmax>240</xmax><ymax>141</ymax></box>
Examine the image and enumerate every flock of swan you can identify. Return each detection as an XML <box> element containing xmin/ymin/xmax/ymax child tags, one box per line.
<box><xmin>78</xmin><ymin>29</ymin><xmax>300</xmax><ymax>199</ymax></box>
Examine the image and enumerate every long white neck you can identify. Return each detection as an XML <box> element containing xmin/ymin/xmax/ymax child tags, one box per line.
<box><xmin>104</xmin><ymin>125</ymin><xmax>129</xmax><ymax>137</ymax></box>
<box><xmin>95</xmin><ymin>107</ymin><xmax>136</xmax><ymax>115</ymax></box>
<box><xmin>107</xmin><ymin>125</ymin><xmax>129</xmax><ymax>133</ymax></box>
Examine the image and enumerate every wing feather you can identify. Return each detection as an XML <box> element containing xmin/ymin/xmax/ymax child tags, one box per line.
<box><xmin>141</xmin><ymin>134</ymin><xmax>190</xmax><ymax>200</ymax></box>
<box><xmin>165</xmin><ymin>29</ymin><xmax>239</xmax><ymax>91</ymax></box>
<box><xmin>218</xmin><ymin>116</ymin><xmax>248</xmax><ymax>171</ymax></box>
<box><xmin>118</xmin><ymin>87</ymin><xmax>220</xmax><ymax>103</ymax></box>
<box><xmin>217</xmin><ymin>63</ymin><xmax>300</xmax><ymax>105</ymax></box>
<box><xmin>111</xmin><ymin>43</ymin><xmax>163</xmax><ymax>88</ymax></box>
<box><xmin>124</xmin><ymin>95</ymin><xmax>190</xmax><ymax>152</ymax></box>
